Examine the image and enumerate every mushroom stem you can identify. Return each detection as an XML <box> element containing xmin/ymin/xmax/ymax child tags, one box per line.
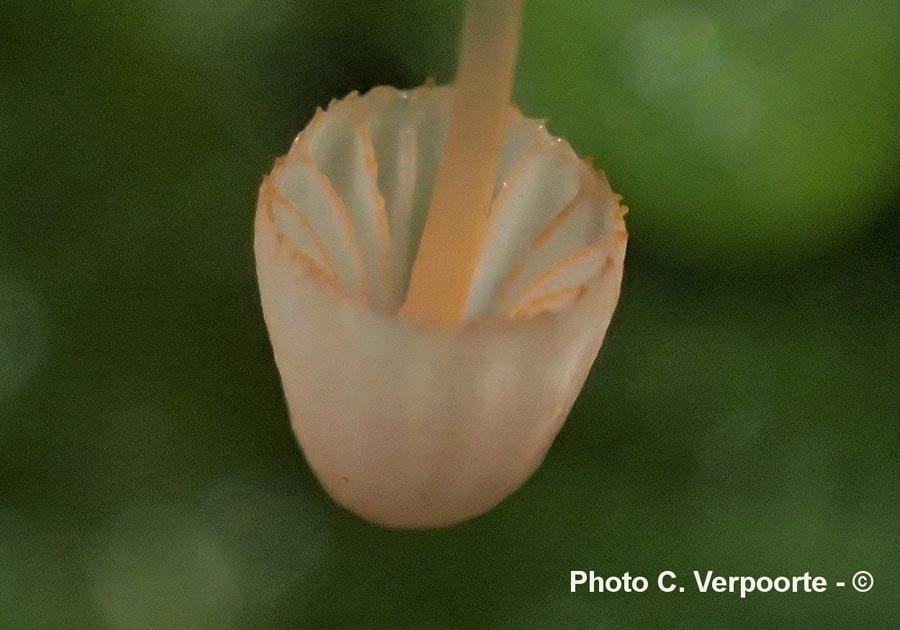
<box><xmin>402</xmin><ymin>0</ymin><xmax>524</xmax><ymax>323</ymax></box>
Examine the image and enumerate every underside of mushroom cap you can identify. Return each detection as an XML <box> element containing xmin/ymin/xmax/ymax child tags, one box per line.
<box><xmin>254</xmin><ymin>84</ymin><xmax>628</xmax><ymax>528</ymax></box>
<box><xmin>261</xmin><ymin>84</ymin><xmax>627</xmax><ymax>323</ymax></box>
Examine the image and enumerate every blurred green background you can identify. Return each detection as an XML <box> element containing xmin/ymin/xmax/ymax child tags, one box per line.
<box><xmin>2</xmin><ymin>1</ymin><xmax>899</xmax><ymax>627</ymax></box>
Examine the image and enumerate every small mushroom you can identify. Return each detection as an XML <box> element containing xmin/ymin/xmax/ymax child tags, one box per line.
<box><xmin>255</xmin><ymin>0</ymin><xmax>627</xmax><ymax>528</ymax></box>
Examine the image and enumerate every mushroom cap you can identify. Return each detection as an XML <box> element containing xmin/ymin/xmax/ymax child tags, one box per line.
<box><xmin>255</xmin><ymin>84</ymin><xmax>627</xmax><ymax>528</ymax></box>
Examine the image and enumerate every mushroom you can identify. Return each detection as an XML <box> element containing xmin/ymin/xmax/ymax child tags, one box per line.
<box><xmin>254</xmin><ymin>0</ymin><xmax>627</xmax><ymax>528</ymax></box>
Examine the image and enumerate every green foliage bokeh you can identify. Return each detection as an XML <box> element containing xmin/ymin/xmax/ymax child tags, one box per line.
<box><xmin>1</xmin><ymin>1</ymin><xmax>899</xmax><ymax>628</ymax></box>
